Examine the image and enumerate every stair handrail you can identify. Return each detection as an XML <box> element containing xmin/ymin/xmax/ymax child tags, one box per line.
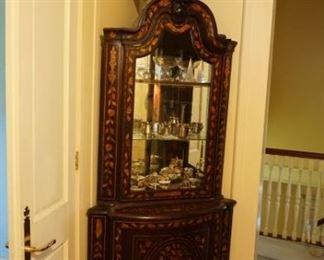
<box><xmin>265</xmin><ymin>148</ymin><xmax>324</xmax><ymax>160</ymax></box>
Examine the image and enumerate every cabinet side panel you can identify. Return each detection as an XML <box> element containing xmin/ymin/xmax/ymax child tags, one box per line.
<box><xmin>88</xmin><ymin>215</ymin><xmax>108</xmax><ymax>260</ymax></box>
<box><xmin>97</xmin><ymin>42</ymin><xmax>123</xmax><ymax>201</ymax></box>
<box><xmin>220</xmin><ymin>205</ymin><xmax>234</xmax><ymax>260</ymax></box>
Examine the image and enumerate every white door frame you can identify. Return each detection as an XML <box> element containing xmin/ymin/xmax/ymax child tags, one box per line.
<box><xmin>225</xmin><ymin>1</ymin><xmax>276</xmax><ymax>259</ymax></box>
<box><xmin>6</xmin><ymin>2</ymin><xmax>24</xmax><ymax>258</ymax></box>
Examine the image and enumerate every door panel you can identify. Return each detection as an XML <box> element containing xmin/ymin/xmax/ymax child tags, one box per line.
<box><xmin>7</xmin><ymin>0</ymin><xmax>77</xmax><ymax>259</ymax></box>
<box><xmin>33</xmin><ymin>1</ymin><xmax>68</xmax><ymax>215</ymax></box>
<box><xmin>41</xmin><ymin>242</ymin><xmax>68</xmax><ymax>260</ymax></box>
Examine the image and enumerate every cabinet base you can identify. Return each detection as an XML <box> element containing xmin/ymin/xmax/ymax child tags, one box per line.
<box><xmin>88</xmin><ymin>198</ymin><xmax>235</xmax><ymax>260</ymax></box>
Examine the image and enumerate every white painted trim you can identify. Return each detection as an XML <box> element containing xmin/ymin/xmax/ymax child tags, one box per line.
<box><xmin>90</xmin><ymin>0</ymin><xmax>99</xmax><ymax>206</ymax></box>
<box><xmin>77</xmin><ymin>1</ymin><xmax>100</xmax><ymax>258</ymax></box>
<box><xmin>219</xmin><ymin>1</ymin><xmax>245</xmax><ymax>200</ymax></box>
<box><xmin>74</xmin><ymin>0</ymin><xmax>83</xmax><ymax>259</ymax></box>
<box><xmin>63</xmin><ymin>0</ymin><xmax>72</xmax><ymax>205</ymax></box>
<box><xmin>230</xmin><ymin>0</ymin><xmax>276</xmax><ymax>259</ymax></box>
<box><xmin>5</xmin><ymin>2</ymin><xmax>24</xmax><ymax>259</ymax></box>
<box><xmin>256</xmin><ymin>0</ymin><xmax>277</xmax><ymax>240</ymax></box>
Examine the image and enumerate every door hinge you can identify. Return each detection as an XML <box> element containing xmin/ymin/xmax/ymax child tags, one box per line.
<box><xmin>75</xmin><ymin>151</ymin><xmax>79</xmax><ymax>171</ymax></box>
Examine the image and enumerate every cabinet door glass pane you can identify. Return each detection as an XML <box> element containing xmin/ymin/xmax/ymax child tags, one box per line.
<box><xmin>131</xmin><ymin>32</ymin><xmax>211</xmax><ymax>192</ymax></box>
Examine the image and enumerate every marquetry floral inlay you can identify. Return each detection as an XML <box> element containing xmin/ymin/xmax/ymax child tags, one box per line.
<box><xmin>108</xmin><ymin>47</ymin><xmax>117</xmax><ymax>83</ymax></box>
<box><xmin>100</xmin><ymin>45</ymin><xmax>119</xmax><ymax>200</ymax></box>
<box><xmin>91</xmin><ymin>217</ymin><xmax>105</xmax><ymax>260</ymax></box>
<box><xmin>113</xmin><ymin>214</ymin><xmax>216</xmax><ymax>260</ymax></box>
<box><xmin>155</xmin><ymin>242</ymin><xmax>196</xmax><ymax>260</ymax></box>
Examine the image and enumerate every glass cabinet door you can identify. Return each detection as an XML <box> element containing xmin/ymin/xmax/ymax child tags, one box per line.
<box><xmin>130</xmin><ymin>31</ymin><xmax>212</xmax><ymax>192</ymax></box>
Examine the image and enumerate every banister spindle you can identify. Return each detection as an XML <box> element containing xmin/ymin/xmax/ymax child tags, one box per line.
<box><xmin>301</xmin><ymin>159</ymin><xmax>312</xmax><ymax>243</ymax></box>
<box><xmin>282</xmin><ymin>157</ymin><xmax>293</xmax><ymax>239</ymax></box>
<box><xmin>311</xmin><ymin>159</ymin><xmax>321</xmax><ymax>244</ymax></box>
<box><xmin>263</xmin><ymin>154</ymin><xmax>276</xmax><ymax>236</ymax></box>
<box><xmin>273</xmin><ymin>156</ymin><xmax>283</xmax><ymax>237</ymax></box>
<box><xmin>318</xmin><ymin>161</ymin><xmax>324</xmax><ymax>245</ymax></box>
<box><xmin>292</xmin><ymin>158</ymin><xmax>302</xmax><ymax>241</ymax></box>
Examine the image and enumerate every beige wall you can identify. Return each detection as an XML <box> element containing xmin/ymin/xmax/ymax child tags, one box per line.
<box><xmin>97</xmin><ymin>0</ymin><xmax>138</xmax><ymax>28</ymax></box>
<box><xmin>267</xmin><ymin>0</ymin><xmax>324</xmax><ymax>153</ymax></box>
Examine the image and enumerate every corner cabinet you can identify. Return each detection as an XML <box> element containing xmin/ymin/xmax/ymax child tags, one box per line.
<box><xmin>87</xmin><ymin>0</ymin><xmax>237</xmax><ymax>259</ymax></box>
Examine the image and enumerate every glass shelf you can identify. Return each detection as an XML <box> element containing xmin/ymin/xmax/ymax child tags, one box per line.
<box><xmin>132</xmin><ymin>133</ymin><xmax>207</xmax><ymax>141</ymax></box>
<box><xmin>135</xmin><ymin>79</ymin><xmax>211</xmax><ymax>87</ymax></box>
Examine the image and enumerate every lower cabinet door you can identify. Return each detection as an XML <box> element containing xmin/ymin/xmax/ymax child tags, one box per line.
<box><xmin>88</xmin><ymin>201</ymin><xmax>234</xmax><ymax>260</ymax></box>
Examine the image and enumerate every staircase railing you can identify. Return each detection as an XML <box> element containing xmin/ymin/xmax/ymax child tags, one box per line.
<box><xmin>260</xmin><ymin>148</ymin><xmax>324</xmax><ymax>246</ymax></box>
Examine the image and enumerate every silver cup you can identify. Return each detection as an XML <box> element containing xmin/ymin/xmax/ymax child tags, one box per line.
<box><xmin>178</xmin><ymin>124</ymin><xmax>189</xmax><ymax>138</ymax></box>
<box><xmin>141</xmin><ymin>121</ymin><xmax>152</xmax><ymax>136</ymax></box>
<box><xmin>152</xmin><ymin>122</ymin><xmax>165</xmax><ymax>135</ymax></box>
<box><xmin>133</xmin><ymin>118</ymin><xmax>142</xmax><ymax>133</ymax></box>
<box><xmin>190</xmin><ymin>122</ymin><xmax>203</xmax><ymax>134</ymax></box>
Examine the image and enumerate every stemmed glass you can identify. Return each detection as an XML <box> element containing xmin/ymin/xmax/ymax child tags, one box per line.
<box><xmin>136</xmin><ymin>55</ymin><xmax>152</xmax><ymax>80</ymax></box>
<box><xmin>174</xmin><ymin>50</ymin><xmax>185</xmax><ymax>81</ymax></box>
<box><xmin>142</xmin><ymin>55</ymin><xmax>151</xmax><ymax>79</ymax></box>
<box><xmin>153</xmin><ymin>49</ymin><xmax>177</xmax><ymax>80</ymax></box>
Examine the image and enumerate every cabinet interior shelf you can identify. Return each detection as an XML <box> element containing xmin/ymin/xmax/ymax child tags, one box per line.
<box><xmin>132</xmin><ymin>133</ymin><xmax>206</xmax><ymax>141</ymax></box>
<box><xmin>135</xmin><ymin>79</ymin><xmax>211</xmax><ymax>87</ymax></box>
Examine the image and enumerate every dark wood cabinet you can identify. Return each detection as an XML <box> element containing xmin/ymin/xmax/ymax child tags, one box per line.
<box><xmin>88</xmin><ymin>0</ymin><xmax>236</xmax><ymax>259</ymax></box>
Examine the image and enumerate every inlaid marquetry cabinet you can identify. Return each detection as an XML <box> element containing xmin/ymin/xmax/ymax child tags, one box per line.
<box><xmin>87</xmin><ymin>0</ymin><xmax>237</xmax><ymax>259</ymax></box>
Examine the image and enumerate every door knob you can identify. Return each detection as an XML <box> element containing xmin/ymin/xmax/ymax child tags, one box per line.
<box><xmin>22</xmin><ymin>207</ymin><xmax>56</xmax><ymax>258</ymax></box>
<box><xmin>4</xmin><ymin>239</ymin><xmax>56</xmax><ymax>253</ymax></box>
<box><xmin>24</xmin><ymin>239</ymin><xmax>56</xmax><ymax>253</ymax></box>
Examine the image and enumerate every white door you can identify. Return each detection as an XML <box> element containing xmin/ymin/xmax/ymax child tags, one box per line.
<box><xmin>6</xmin><ymin>1</ymin><xmax>80</xmax><ymax>259</ymax></box>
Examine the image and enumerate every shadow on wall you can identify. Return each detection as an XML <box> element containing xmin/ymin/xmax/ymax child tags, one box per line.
<box><xmin>0</xmin><ymin>0</ymin><xmax>8</xmax><ymax>259</ymax></box>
